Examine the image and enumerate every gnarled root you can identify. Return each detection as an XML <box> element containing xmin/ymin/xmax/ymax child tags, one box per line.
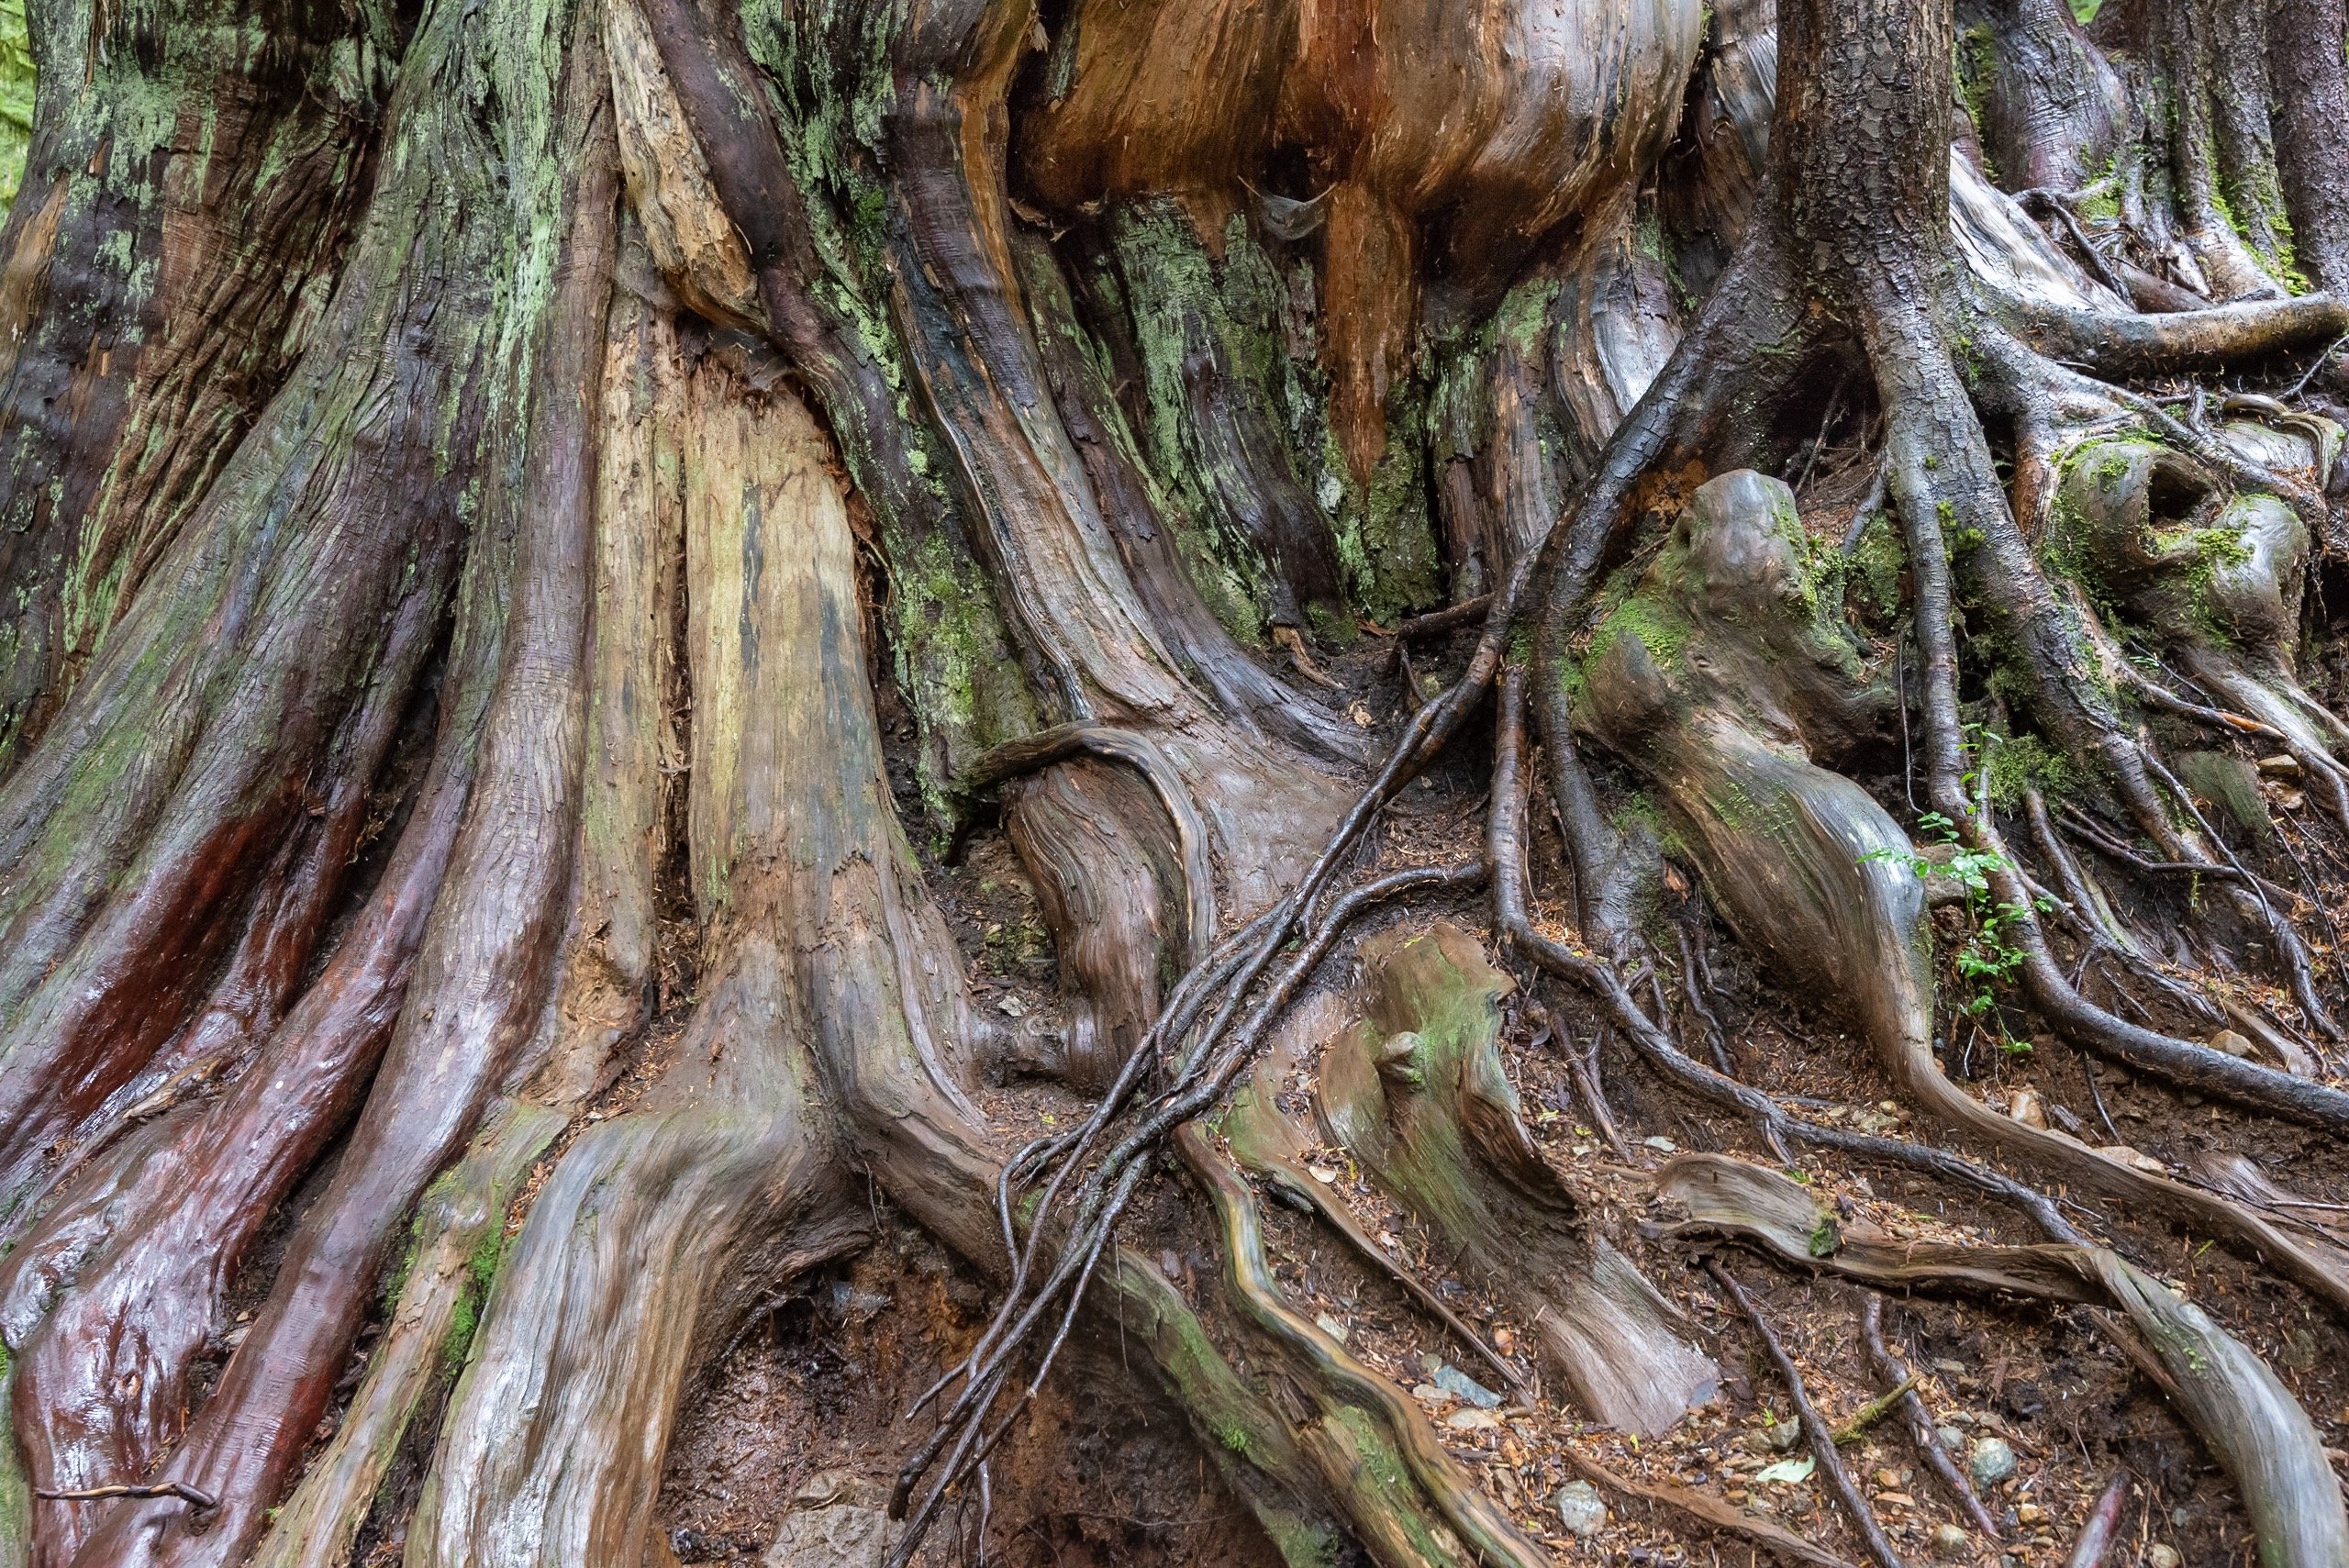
<box><xmin>1175</xmin><ymin>1124</ymin><xmax>1551</xmax><ymax>1568</ymax></box>
<box><xmin>1308</xmin><ymin>923</ymin><xmax>1718</xmax><ymax>1436</ymax></box>
<box><xmin>1560</xmin><ymin>467</ymin><xmax>2349</xmax><ymax>1315</ymax></box>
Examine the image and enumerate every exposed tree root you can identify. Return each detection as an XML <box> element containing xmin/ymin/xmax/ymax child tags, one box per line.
<box><xmin>1308</xmin><ymin>922</ymin><xmax>1718</xmax><ymax>1435</ymax></box>
<box><xmin>8</xmin><ymin>0</ymin><xmax>2349</xmax><ymax>1562</ymax></box>
<box><xmin>1662</xmin><ymin>1153</ymin><xmax>2349</xmax><ymax>1568</ymax></box>
<box><xmin>1704</xmin><ymin>1258</ymin><xmax>1906</xmax><ymax>1568</ymax></box>
<box><xmin>1858</xmin><ymin>1296</ymin><xmax>2002</xmax><ymax>1540</ymax></box>
<box><xmin>1176</xmin><ymin>1125</ymin><xmax>1549</xmax><ymax>1568</ymax></box>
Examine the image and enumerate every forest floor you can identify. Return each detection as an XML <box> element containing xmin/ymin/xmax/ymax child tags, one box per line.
<box><xmin>521</xmin><ymin>603</ymin><xmax>2349</xmax><ymax>1568</ymax></box>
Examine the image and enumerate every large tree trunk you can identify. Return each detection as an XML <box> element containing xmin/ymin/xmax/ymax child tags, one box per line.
<box><xmin>5</xmin><ymin>0</ymin><xmax>2349</xmax><ymax>1565</ymax></box>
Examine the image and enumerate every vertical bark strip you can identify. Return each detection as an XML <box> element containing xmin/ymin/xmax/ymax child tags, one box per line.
<box><xmin>0</xmin><ymin>0</ymin><xmax>394</xmax><ymax>762</ymax></box>
<box><xmin>412</xmin><ymin>356</ymin><xmax>879</xmax><ymax>1568</ymax></box>
<box><xmin>44</xmin><ymin>6</ymin><xmax>614</xmax><ymax>1562</ymax></box>
<box><xmin>2268</xmin><ymin>0</ymin><xmax>2349</xmax><ymax>293</ymax></box>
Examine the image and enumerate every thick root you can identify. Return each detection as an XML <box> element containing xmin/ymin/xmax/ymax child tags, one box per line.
<box><xmin>1307</xmin><ymin>922</ymin><xmax>1718</xmax><ymax>1436</ymax></box>
<box><xmin>1175</xmin><ymin>1124</ymin><xmax>1552</xmax><ymax>1568</ymax></box>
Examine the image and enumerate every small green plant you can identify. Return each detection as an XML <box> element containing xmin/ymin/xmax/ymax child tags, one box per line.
<box><xmin>1861</xmin><ymin>808</ymin><xmax>2048</xmax><ymax>1050</ymax></box>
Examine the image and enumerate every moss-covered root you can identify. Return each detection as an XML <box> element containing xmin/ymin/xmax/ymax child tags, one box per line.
<box><xmin>1569</xmin><ymin>471</ymin><xmax>2349</xmax><ymax>1318</ymax></box>
<box><xmin>245</xmin><ymin>1109</ymin><xmax>563</xmax><ymax>1568</ymax></box>
<box><xmin>1</xmin><ymin>1348</ymin><xmax>25</xmax><ymax>1568</ymax></box>
<box><xmin>1310</xmin><ymin>923</ymin><xmax>1719</xmax><ymax>1436</ymax></box>
<box><xmin>2054</xmin><ymin>426</ymin><xmax>2349</xmax><ymax>811</ymax></box>
<box><xmin>411</xmin><ymin>1081</ymin><xmax>863</xmax><ymax>1565</ymax></box>
<box><xmin>1224</xmin><ymin>993</ymin><xmax>1529</xmax><ymax>1396</ymax></box>
<box><xmin>1657</xmin><ymin>1155</ymin><xmax>2349</xmax><ymax>1568</ymax></box>
<box><xmin>1103</xmin><ymin>1253</ymin><xmax>1351</xmax><ymax>1568</ymax></box>
<box><xmin>1174</xmin><ymin>1124</ymin><xmax>1552</xmax><ymax>1568</ymax></box>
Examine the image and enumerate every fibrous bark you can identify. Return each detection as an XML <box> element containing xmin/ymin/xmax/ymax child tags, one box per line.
<box><xmin>6</xmin><ymin>0</ymin><xmax>2349</xmax><ymax>1564</ymax></box>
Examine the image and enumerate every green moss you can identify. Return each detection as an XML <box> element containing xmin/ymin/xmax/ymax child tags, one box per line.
<box><xmin>886</xmin><ymin>528</ymin><xmax>1039</xmax><ymax>824</ymax></box>
<box><xmin>0</xmin><ymin>0</ymin><xmax>31</xmax><ymax>222</ymax></box>
<box><xmin>1106</xmin><ymin>204</ymin><xmax>1285</xmax><ymax>640</ymax></box>
<box><xmin>1983</xmin><ymin>733</ymin><xmax>2074</xmax><ymax>808</ymax></box>
<box><xmin>1591</xmin><ymin>591</ymin><xmax>1697</xmax><ymax>673</ymax></box>
<box><xmin>2078</xmin><ymin>155</ymin><xmax>2121</xmax><ymax>225</ymax></box>
<box><xmin>1845</xmin><ymin>513</ymin><xmax>1905</xmax><ymax>624</ymax></box>
<box><xmin>0</xmin><ymin>1350</ymin><xmax>27</xmax><ymax>1567</ymax></box>
<box><xmin>1326</xmin><ymin>414</ymin><xmax>1445</xmax><ymax>626</ymax></box>
<box><xmin>2175</xmin><ymin>750</ymin><xmax>2271</xmax><ymax>840</ymax></box>
<box><xmin>1954</xmin><ymin>25</ymin><xmax>2000</xmax><ymax>183</ymax></box>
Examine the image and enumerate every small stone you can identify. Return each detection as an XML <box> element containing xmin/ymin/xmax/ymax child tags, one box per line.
<box><xmin>1873</xmin><ymin>1468</ymin><xmax>1904</xmax><ymax>1489</ymax></box>
<box><xmin>1930</xmin><ymin>1523</ymin><xmax>1972</xmax><ymax>1560</ymax></box>
<box><xmin>1966</xmin><ymin>1435</ymin><xmax>2017</xmax><ymax>1489</ymax></box>
<box><xmin>1430</xmin><ymin>1362</ymin><xmax>1502</xmax><ymax>1408</ymax></box>
<box><xmin>765</xmin><ymin>1472</ymin><xmax>898</xmax><ymax>1568</ymax></box>
<box><xmin>1313</xmin><ymin>1313</ymin><xmax>1350</xmax><ymax>1343</ymax></box>
<box><xmin>1937</xmin><ymin>1425</ymin><xmax>1966</xmax><ymax>1451</ymax></box>
<box><xmin>1412</xmin><ymin>1383</ymin><xmax>1453</xmax><ymax>1406</ymax></box>
<box><xmin>1642</xmin><ymin>1136</ymin><xmax>1678</xmax><ymax>1152</ymax></box>
<box><xmin>1767</xmin><ymin>1418</ymin><xmax>1804</xmax><ymax>1451</ymax></box>
<box><xmin>1932</xmin><ymin>1359</ymin><xmax>1967</xmax><ymax>1376</ymax></box>
<box><xmin>2148</xmin><ymin>1548</ymin><xmax>2182</xmax><ymax>1568</ymax></box>
<box><xmin>825</xmin><ymin>1282</ymin><xmax>892</xmax><ymax>1323</ymax></box>
<box><xmin>1444</xmin><ymin>1407</ymin><xmax>1500</xmax><ymax>1431</ymax></box>
<box><xmin>2208</xmin><ymin>1029</ymin><xmax>2254</xmax><ymax>1058</ymax></box>
<box><xmin>2015</xmin><ymin>1503</ymin><xmax>2045</xmax><ymax>1525</ymax></box>
<box><xmin>1308</xmin><ymin>1164</ymin><xmax>1339</xmax><ymax>1184</ymax></box>
<box><xmin>2007</xmin><ymin>1087</ymin><xmax>2047</xmax><ymax>1129</ymax></box>
<box><xmin>1554</xmin><ymin>1479</ymin><xmax>1608</xmax><ymax>1537</ymax></box>
<box><xmin>996</xmin><ymin>994</ymin><xmax>1027</xmax><ymax>1018</ymax></box>
<box><xmin>2258</xmin><ymin>753</ymin><xmax>2302</xmax><ymax>779</ymax></box>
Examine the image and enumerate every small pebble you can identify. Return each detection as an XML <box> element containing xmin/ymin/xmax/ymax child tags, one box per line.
<box><xmin>1642</xmin><ymin>1135</ymin><xmax>1678</xmax><ymax>1151</ymax></box>
<box><xmin>1930</xmin><ymin>1522</ymin><xmax>1971</xmax><ymax>1560</ymax></box>
<box><xmin>1428</xmin><ymin>1362</ymin><xmax>1502</xmax><ymax>1409</ymax></box>
<box><xmin>2208</xmin><ymin>1029</ymin><xmax>2254</xmax><ymax>1058</ymax></box>
<box><xmin>1936</xmin><ymin>1425</ymin><xmax>1966</xmax><ymax>1451</ymax></box>
<box><xmin>1966</xmin><ymin>1435</ymin><xmax>2017</xmax><ymax>1489</ymax></box>
<box><xmin>1313</xmin><ymin>1313</ymin><xmax>1350</xmax><ymax>1343</ymax></box>
<box><xmin>1554</xmin><ymin>1479</ymin><xmax>1607</xmax><ymax>1537</ymax></box>
<box><xmin>2148</xmin><ymin>1548</ymin><xmax>2182</xmax><ymax>1568</ymax></box>
<box><xmin>1767</xmin><ymin>1418</ymin><xmax>1804</xmax><ymax>1452</ymax></box>
<box><xmin>2015</xmin><ymin>1503</ymin><xmax>2044</xmax><ymax>1525</ymax></box>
